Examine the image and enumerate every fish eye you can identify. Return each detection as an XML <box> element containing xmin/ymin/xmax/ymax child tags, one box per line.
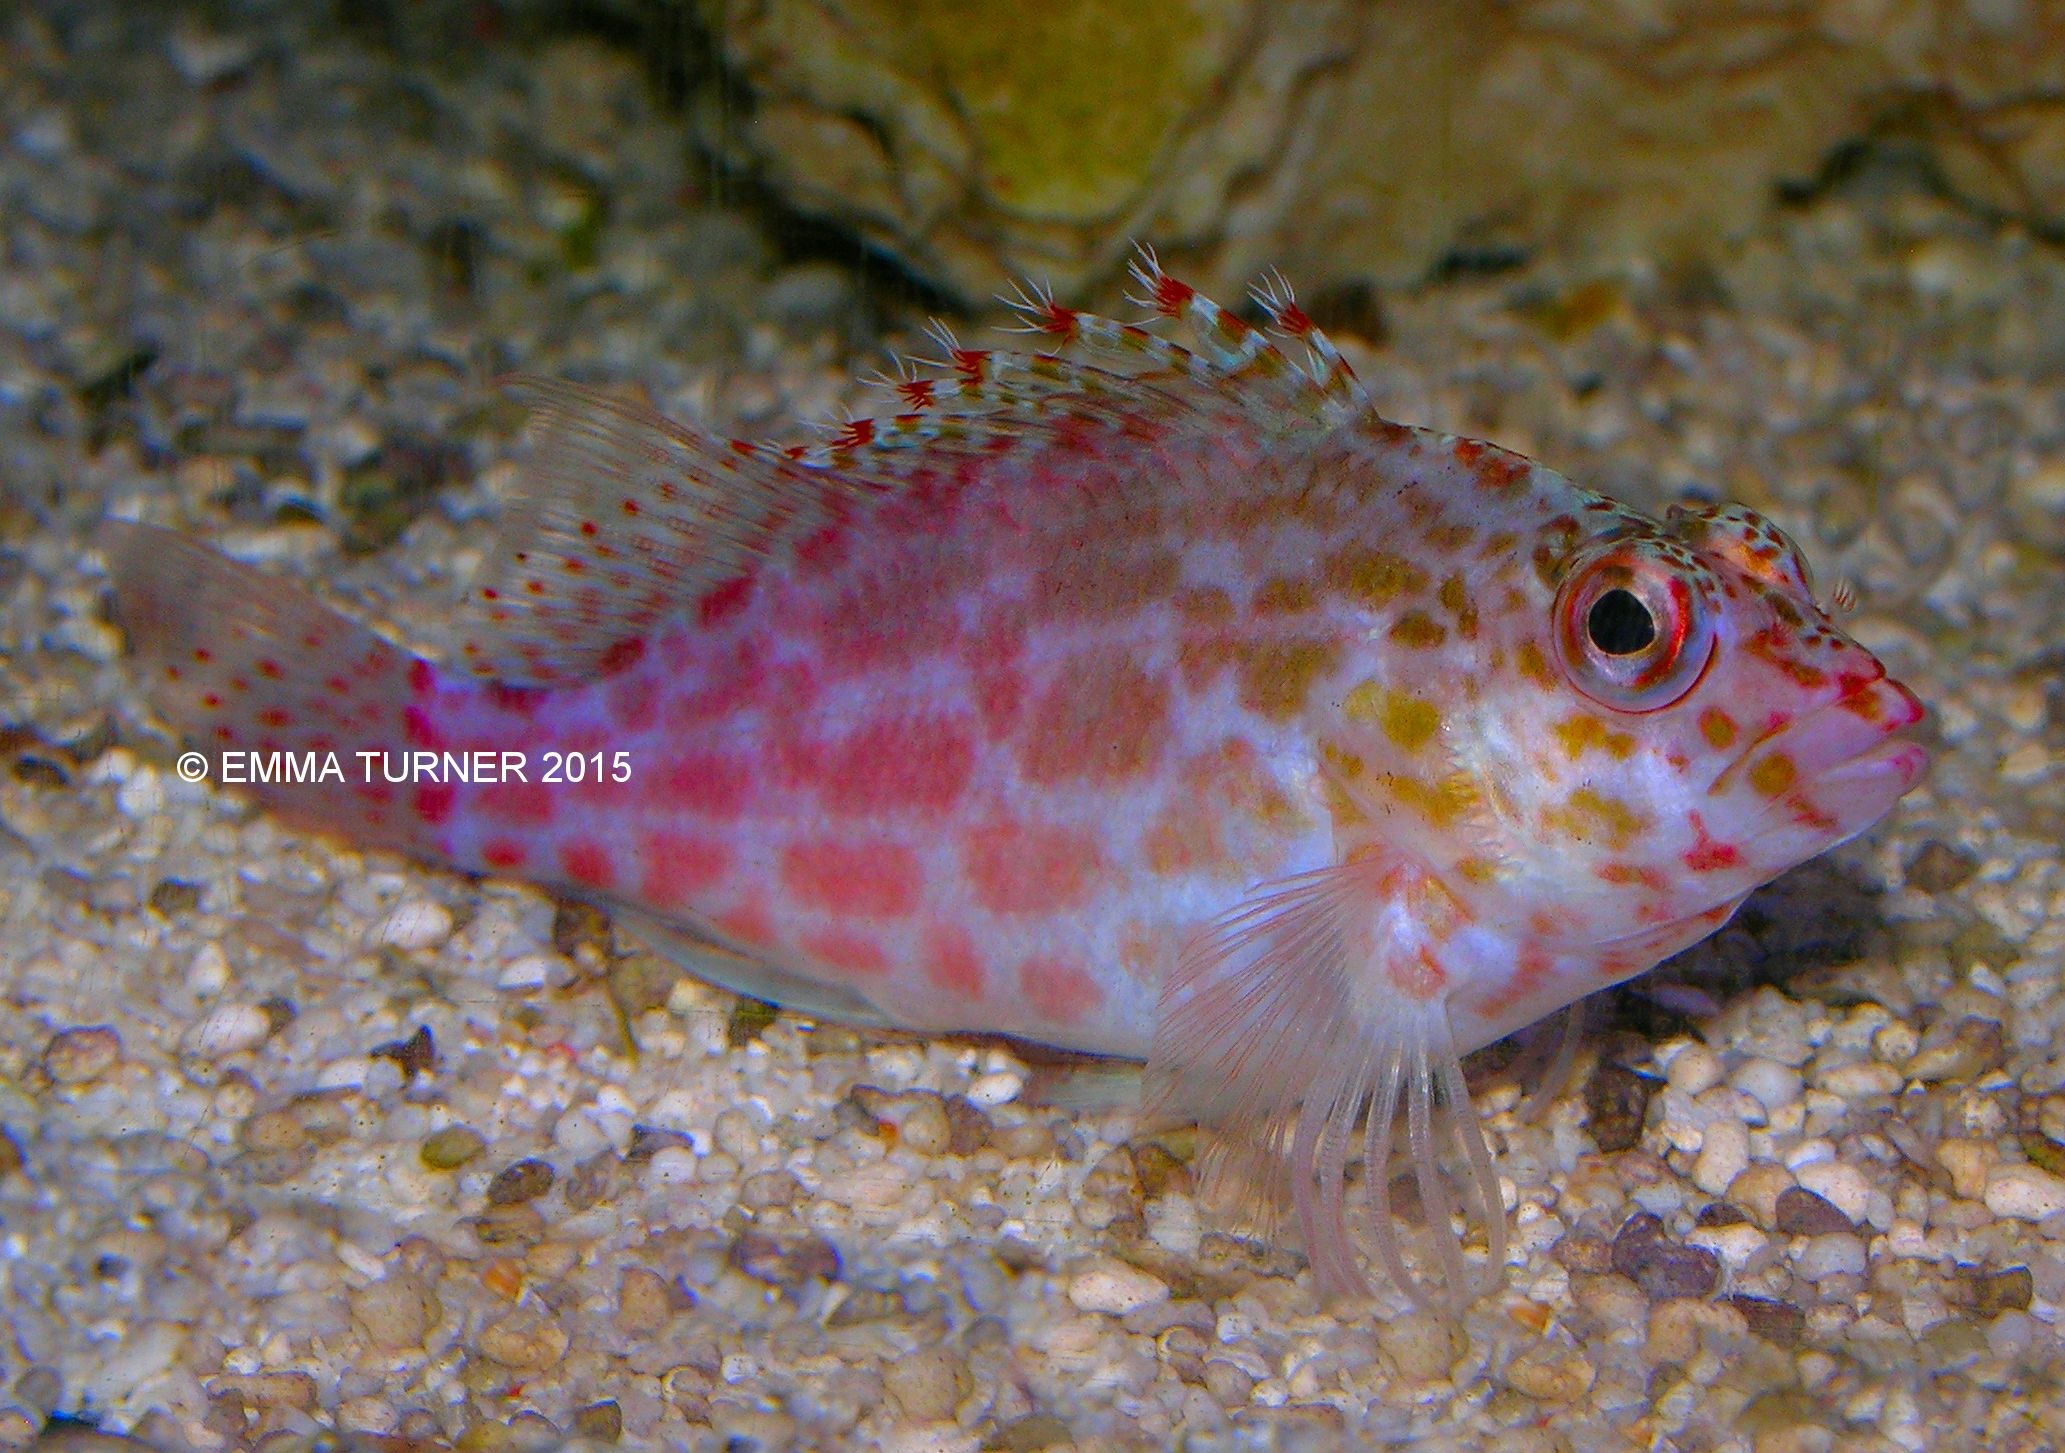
<box><xmin>1554</xmin><ymin>540</ymin><xmax>1716</xmax><ymax>712</ymax></box>
<box><xmin>1586</xmin><ymin>589</ymin><xmax>1655</xmax><ymax>655</ymax></box>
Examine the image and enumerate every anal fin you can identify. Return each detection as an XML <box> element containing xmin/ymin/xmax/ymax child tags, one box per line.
<box><xmin>608</xmin><ymin>904</ymin><xmax>895</xmax><ymax>1030</ymax></box>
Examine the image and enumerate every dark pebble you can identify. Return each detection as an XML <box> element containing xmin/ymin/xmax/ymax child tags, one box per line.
<box><xmin>1959</xmin><ymin>1264</ymin><xmax>2034</xmax><ymax>1316</ymax></box>
<box><xmin>1725</xmin><ymin>1294</ymin><xmax>1806</xmax><ymax>1347</ymax></box>
<box><xmin>1695</xmin><ymin>1201</ymin><xmax>1750</xmax><ymax>1228</ymax></box>
<box><xmin>1584</xmin><ymin>1059</ymin><xmax>1655</xmax><ymax>1153</ymax></box>
<box><xmin>147</xmin><ymin>878</ymin><xmax>204</xmax><ymax>916</ymax></box>
<box><xmin>625</xmin><ymin>1125</ymin><xmax>695</xmax><ymax>1162</ymax></box>
<box><xmin>485</xmin><ymin>1157</ymin><xmax>556</xmax><ymax>1206</ymax></box>
<box><xmin>370</xmin><ymin>1024</ymin><xmax>436</xmax><ymax>1080</ymax></box>
<box><xmin>728</xmin><ymin>1228</ymin><xmax>841</xmax><ymax>1287</ymax></box>
<box><xmin>943</xmin><ymin>1094</ymin><xmax>993</xmax><ymax>1156</ymax></box>
<box><xmin>1904</xmin><ymin>841</ymin><xmax>1977</xmax><ymax>894</ymax></box>
<box><xmin>1773</xmin><ymin>1186</ymin><xmax>1853</xmax><ymax>1236</ymax></box>
<box><xmin>1611</xmin><ymin>1212</ymin><xmax>1719</xmax><ymax>1299</ymax></box>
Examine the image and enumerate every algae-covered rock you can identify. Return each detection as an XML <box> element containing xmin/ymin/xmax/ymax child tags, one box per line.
<box><xmin>693</xmin><ymin>0</ymin><xmax>2065</xmax><ymax>304</ymax></box>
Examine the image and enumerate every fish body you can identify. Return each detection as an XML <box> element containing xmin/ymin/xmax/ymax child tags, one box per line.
<box><xmin>104</xmin><ymin>259</ymin><xmax>1925</xmax><ymax>1306</ymax></box>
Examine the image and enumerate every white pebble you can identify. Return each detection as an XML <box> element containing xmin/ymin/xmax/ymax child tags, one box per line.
<box><xmin>966</xmin><ymin>1070</ymin><xmax>1025</xmax><ymax>1107</ymax></box>
<box><xmin>553</xmin><ymin>1108</ymin><xmax>612</xmax><ymax>1161</ymax></box>
<box><xmin>183</xmin><ymin>1003</ymin><xmax>271</xmax><ymax>1059</ymax></box>
<box><xmin>1731</xmin><ymin>1058</ymin><xmax>1803</xmax><ymax>1115</ymax></box>
<box><xmin>647</xmin><ymin>1147</ymin><xmax>699</xmax><ymax>1185</ymax></box>
<box><xmin>313</xmin><ymin>1056</ymin><xmax>373</xmax><ymax>1091</ymax></box>
<box><xmin>1685</xmin><ymin>1222</ymin><xmax>1769</xmax><ymax>1274</ymax></box>
<box><xmin>1691</xmin><ymin>1118</ymin><xmax>1750</xmax><ymax>1196</ymax></box>
<box><xmin>378</xmin><ymin>900</ymin><xmax>454</xmax><ymax>952</ymax></box>
<box><xmin>497</xmin><ymin>954</ymin><xmax>559</xmax><ymax>990</ymax></box>
<box><xmin>186</xmin><ymin>942</ymin><xmax>231</xmax><ymax>996</ymax></box>
<box><xmin>1985</xmin><ymin>1164</ymin><xmax>2065</xmax><ymax>1222</ymax></box>
<box><xmin>1792</xmin><ymin>1232</ymin><xmax>1867</xmax><ymax>1281</ymax></box>
<box><xmin>116</xmin><ymin>766</ymin><xmax>166</xmax><ymax>819</ymax></box>
<box><xmin>1795</xmin><ymin>1161</ymin><xmax>1871</xmax><ymax>1224</ymax></box>
<box><xmin>1146</xmin><ymin>1194</ymin><xmax>1202</xmax><ymax>1256</ymax></box>
<box><xmin>1067</xmin><ymin>1259</ymin><xmax>1170</xmax><ymax>1315</ymax></box>
<box><xmin>1661</xmin><ymin>1041</ymin><xmax>1724</xmax><ymax>1097</ymax></box>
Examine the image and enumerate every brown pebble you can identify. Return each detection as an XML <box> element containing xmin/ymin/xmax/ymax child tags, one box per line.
<box><xmin>285</xmin><ymin>1090</ymin><xmax>354</xmax><ymax>1146</ymax></box>
<box><xmin>349</xmin><ymin>1273</ymin><xmax>441</xmax><ymax>1350</ymax></box>
<box><xmin>1551</xmin><ymin>1232</ymin><xmax>1614</xmax><ymax>1276</ymax></box>
<box><xmin>1694</xmin><ymin>1201</ymin><xmax>1750</xmax><ymax>1228</ymax></box>
<box><xmin>616</xmin><ymin>1267</ymin><xmax>673</xmax><ymax>1336</ymax></box>
<box><xmin>944</xmin><ymin>1094</ymin><xmax>993</xmax><ymax>1155</ymax></box>
<box><xmin>882</xmin><ymin>1344</ymin><xmax>964</xmax><ymax>1422</ymax></box>
<box><xmin>1610</xmin><ymin>1212</ymin><xmax>1719</xmax><ymax>1299</ymax></box>
<box><xmin>562</xmin><ymin>1151</ymin><xmax>630</xmax><ymax>1210</ymax></box>
<box><xmin>147</xmin><ymin>878</ymin><xmax>203</xmax><ymax>916</ymax></box>
<box><xmin>570</xmin><ymin>1402</ymin><xmax>622</xmax><ymax>1443</ymax></box>
<box><xmin>485</xmin><ymin>1158</ymin><xmax>556</xmax><ymax>1206</ymax></box>
<box><xmin>1724</xmin><ymin>1294</ymin><xmax>1806</xmax><ymax>1347</ymax></box>
<box><xmin>210</xmin><ymin>1371</ymin><xmax>319</xmax><ymax>1411</ymax></box>
<box><xmin>824</xmin><ymin>1285</ymin><xmax>905</xmax><ymax>1326</ymax></box>
<box><xmin>476</xmin><ymin>1311</ymin><xmax>569</xmax><ymax>1370</ymax></box>
<box><xmin>738</xmin><ymin>1168</ymin><xmax>803</xmax><ymax>1210</ymax></box>
<box><xmin>727</xmin><ymin>1228</ymin><xmax>840</xmax><ymax>1287</ymax></box>
<box><xmin>238</xmin><ymin>1109</ymin><xmax>308</xmax><ymax>1154</ymax></box>
<box><xmin>1904</xmin><ymin>840</ymin><xmax>1977</xmax><ymax>894</ymax></box>
<box><xmin>43</xmin><ymin>1025</ymin><xmax>121</xmax><ymax>1084</ymax></box>
<box><xmin>473</xmin><ymin>1203</ymin><xmax>546</xmax><ymax>1248</ymax></box>
<box><xmin>1583</xmin><ymin>1059</ymin><xmax>1655</xmax><ymax>1153</ymax></box>
<box><xmin>993</xmin><ymin>1414</ymin><xmax>1073</xmax><ymax>1452</ymax></box>
<box><xmin>1958</xmin><ymin>1264</ymin><xmax>2034</xmax><ymax>1316</ymax></box>
<box><xmin>1773</xmin><ymin>1186</ymin><xmax>1853</xmax><ymax>1236</ymax></box>
<box><xmin>0</xmin><ymin>1126</ymin><xmax>23</xmax><ymax>1180</ymax></box>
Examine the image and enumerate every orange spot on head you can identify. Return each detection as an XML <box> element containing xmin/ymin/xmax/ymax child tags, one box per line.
<box><xmin>1748</xmin><ymin>753</ymin><xmax>1796</xmax><ymax>798</ymax></box>
<box><xmin>1234</xmin><ymin>638</ymin><xmax>1340</xmax><ymax>720</ymax></box>
<box><xmin>1698</xmin><ymin>708</ymin><xmax>1737</xmax><ymax>749</ymax></box>
<box><xmin>1388</xmin><ymin>611</ymin><xmax>1447</xmax><ymax>648</ymax></box>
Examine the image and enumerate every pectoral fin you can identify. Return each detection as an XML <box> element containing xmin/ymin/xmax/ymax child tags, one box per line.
<box><xmin>1143</xmin><ymin>858</ymin><xmax>1508</xmax><ymax>1311</ymax></box>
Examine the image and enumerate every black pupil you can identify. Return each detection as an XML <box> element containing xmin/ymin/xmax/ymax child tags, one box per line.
<box><xmin>1587</xmin><ymin>589</ymin><xmax>1657</xmax><ymax>655</ymax></box>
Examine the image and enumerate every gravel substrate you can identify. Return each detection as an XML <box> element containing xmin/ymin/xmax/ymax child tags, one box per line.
<box><xmin>4</xmin><ymin>5</ymin><xmax>2065</xmax><ymax>1450</ymax></box>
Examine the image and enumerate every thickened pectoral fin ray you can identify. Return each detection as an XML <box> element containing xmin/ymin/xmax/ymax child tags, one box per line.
<box><xmin>1143</xmin><ymin>861</ymin><xmax>1507</xmax><ymax>1312</ymax></box>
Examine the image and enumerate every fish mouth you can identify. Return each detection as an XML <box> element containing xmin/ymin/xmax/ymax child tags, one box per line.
<box><xmin>1712</xmin><ymin>669</ymin><xmax>1929</xmax><ymax>841</ymax></box>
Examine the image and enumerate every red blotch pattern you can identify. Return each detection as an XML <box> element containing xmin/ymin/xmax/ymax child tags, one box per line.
<box><xmin>923</xmin><ymin>924</ymin><xmax>987</xmax><ymax>998</ymax></box>
<box><xmin>963</xmin><ymin>814</ymin><xmax>1099</xmax><ymax>916</ymax></box>
<box><xmin>559</xmin><ymin>838</ymin><xmax>615</xmax><ymax>889</ymax></box>
<box><xmin>816</xmin><ymin>714</ymin><xmax>975</xmax><ymax>815</ymax></box>
<box><xmin>1018</xmin><ymin>955</ymin><xmax>1101</xmax><ymax>1023</ymax></box>
<box><xmin>638</xmin><ymin>831</ymin><xmax>732</xmax><ymax>906</ymax></box>
<box><xmin>780</xmin><ymin>838</ymin><xmax>922</xmax><ymax>918</ymax></box>
<box><xmin>802</xmin><ymin>925</ymin><xmax>891</xmax><ymax>977</ymax></box>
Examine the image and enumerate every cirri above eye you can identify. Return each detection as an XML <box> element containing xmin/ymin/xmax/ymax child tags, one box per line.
<box><xmin>1554</xmin><ymin>536</ymin><xmax>1717</xmax><ymax>712</ymax></box>
<box><xmin>1667</xmin><ymin>502</ymin><xmax>1815</xmax><ymax>604</ymax></box>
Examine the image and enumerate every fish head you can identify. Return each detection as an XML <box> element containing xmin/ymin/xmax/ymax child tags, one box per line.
<box><xmin>1461</xmin><ymin>499</ymin><xmax>1927</xmax><ymax>956</ymax></box>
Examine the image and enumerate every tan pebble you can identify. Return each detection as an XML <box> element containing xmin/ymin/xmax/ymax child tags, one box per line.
<box><xmin>739</xmin><ymin>1168</ymin><xmax>803</xmax><ymax>1209</ymax></box>
<box><xmin>1692</xmin><ymin>1118</ymin><xmax>1751</xmax><ymax>1195</ymax></box>
<box><xmin>728</xmin><ymin>1228</ymin><xmax>841</xmax><ymax>1286</ymax></box>
<box><xmin>1645</xmin><ymin>1297</ymin><xmax>1749</xmax><ymax>1365</ymax></box>
<box><xmin>1936</xmin><ymin>1138</ymin><xmax>1998</xmax><ymax>1201</ymax></box>
<box><xmin>337</xmin><ymin>1393</ymin><xmax>400</xmax><ymax>1435</ymax></box>
<box><xmin>237</xmin><ymin>1109</ymin><xmax>308</xmax><ymax>1155</ymax></box>
<box><xmin>1202</xmin><ymin>1358</ymin><xmax>1254</xmax><ymax>1409</ymax></box>
<box><xmin>42</xmin><ymin>1025</ymin><xmax>120</xmax><ymax>1084</ymax></box>
<box><xmin>1066</xmin><ymin>1258</ymin><xmax>1168</xmax><ymax>1315</ymax></box>
<box><xmin>476</xmin><ymin>1312</ymin><xmax>568</xmax><ymax>1370</ymax></box>
<box><xmin>210</xmin><ymin>1371</ymin><xmax>318</xmax><ymax>1411</ymax></box>
<box><xmin>1661</xmin><ymin>1041</ymin><xmax>1724</xmax><ymax>1096</ymax></box>
<box><xmin>349</xmin><ymin>1273</ymin><xmax>440</xmax><ymax>1350</ymax></box>
<box><xmin>570</xmin><ymin>1402</ymin><xmax>623</xmax><ymax>1442</ymax></box>
<box><xmin>617</xmin><ymin>1267</ymin><xmax>673</xmax><ymax>1335</ymax></box>
<box><xmin>1793</xmin><ymin>1161</ymin><xmax>1871</xmax><ymax>1224</ymax></box>
<box><xmin>1816</xmin><ymin>1061</ymin><xmax>1902</xmax><ymax>1097</ymax></box>
<box><xmin>992</xmin><ymin>1121</ymin><xmax>1054</xmax><ymax>1159</ymax></box>
<box><xmin>1907</xmin><ymin>1017</ymin><xmax>2006</xmax><ymax>1084</ymax></box>
<box><xmin>1502</xmin><ymin>1344</ymin><xmax>1595</xmax><ymax>1402</ymax></box>
<box><xmin>712</xmin><ymin>1106</ymin><xmax>761</xmax><ymax>1160</ymax></box>
<box><xmin>379</xmin><ymin>899</ymin><xmax>454</xmax><ymax>951</ymax></box>
<box><xmin>524</xmin><ymin>1239</ymin><xmax>580</xmax><ymax>1280</ymax></box>
<box><xmin>1984</xmin><ymin>1164</ymin><xmax>2065</xmax><ymax>1222</ymax></box>
<box><xmin>882</xmin><ymin>1344</ymin><xmax>965</xmax><ymax>1422</ymax></box>
<box><xmin>473</xmin><ymin>1203</ymin><xmax>546</xmax><ymax>1248</ymax></box>
<box><xmin>821</xmin><ymin>1161</ymin><xmax>905</xmax><ymax>1210</ymax></box>
<box><xmin>183</xmin><ymin>1003</ymin><xmax>273</xmax><ymax>1059</ymax></box>
<box><xmin>1727</xmin><ymin>1163</ymin><xmax>1796</xmax><ymax>1230</ymax></box>
<box><xmin>1378</xmin><ymin>1310</ymin><xmax>1462</xmax><ymax>1382</ymax></box>
<box><xmin>897</xmin><ymin>1094</ymin><xmax>952</xmax><ymax>1156</ymax></box>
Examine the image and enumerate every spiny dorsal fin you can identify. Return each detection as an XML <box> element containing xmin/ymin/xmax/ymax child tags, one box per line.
<box><xmin>462</xmin><ymin>254</ymin><xmax>1370</xmax><ymax>686</ymax></box>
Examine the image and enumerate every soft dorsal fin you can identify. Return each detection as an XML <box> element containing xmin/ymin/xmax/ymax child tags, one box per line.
<box><xmin>460</xmin><ymin>251</ymin><xmax>1371</xmax><ymax>686</ymax></box>
<box><xmin>1144</xmin><ymin>856</ymin><xmax>1508</xmax><ymax>1311</ymax></box>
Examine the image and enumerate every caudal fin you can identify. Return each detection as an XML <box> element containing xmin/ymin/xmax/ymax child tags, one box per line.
<box><xmin>99</xmin><ymin>520</ymin><xmax>438</xmax><ymax>854</ymax></box>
